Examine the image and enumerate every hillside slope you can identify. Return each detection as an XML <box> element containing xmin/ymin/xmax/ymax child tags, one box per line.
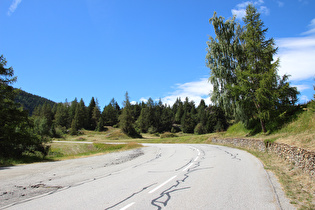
<box><xmin>223</xmin><ymin>105</ymin><xmax>315</xmax><ymax>151</ymax></box>
<box><xmin>14</xmin><ymin>89</ymin><xmax>56</xmax><ymax>115</ymax></box>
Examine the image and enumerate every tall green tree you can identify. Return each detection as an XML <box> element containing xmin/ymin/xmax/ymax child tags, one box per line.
<box><xmin>102</xmin><ymin>98</ymin><xmax>119</xmax><ymax>126</ymax></box>
<box><xmin>68</xmin><ymin>98</ymin><xmax>78</xmax><ymax>128</ymax></box>
<box><xmin>87</xmin><ymin>97</ymin><xmax>96</xmax><ymax>130</ymax></box>
<box><xmin>91</xmin><ymin>105</ymin><xmax>101</xmax><ymax>130</ymax></box>
<box><xmin>206</xmin><ymin>12</ymin><xmax>241</xmax><ymax>119</ymax></box>
<box><xmin>119</xmin><ymin>92</ymin><xmax>141</xmax><ymax>137</ymax></box>
<box><xmin>54</xmin><ymin>103</ymin><xmax>69</xmax><ymax>128</ymax></box>
<box><xmin>206</xmin><ymin>5</ymin><xmax>298</xmax><ymax>133</ymax></box>
<box><xmin>0</xmin><ymin>55</ymin><xmax>49</xmax><ymax>157</ymax></box>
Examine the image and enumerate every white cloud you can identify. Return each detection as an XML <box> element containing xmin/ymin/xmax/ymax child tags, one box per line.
<box><xmin>276</xmin><ymin>19</ymin><xmax>315</xmax><ymax>81</ymax></box>
<box><xmin>136</xmin><ymin>78</ymin><xmax>212</xmax><ymax>107</ymax></box>
<box><xmin>7</xmin><ymin>0</ymin><xmax>22</xmax><ymax>16</ymax></box>
<box><xmin>160</xmin><ymin>78</ymin><xmax>213</xmax><ymax>106</ymax></box>
<box><xmin>275</xmin><ymin>0</ymin><xmax>284</xmax><ymax>7</ymax></box>
<box><xmin>139</xmin><ymin>97</ymin><xmax>148</xmax><ymax>103</ymax></box>
<box><xmin>302</xmin><ymin>18</ymin><xmax>315</xmax><ymax>35</ymax></box>
<box><xmin>300</xmin><ymin>95</ymin><xmax>309</xmax><ymax>103</ymax></box>
<box><xmin>231</xmin><ymin>8</ymin><xmax>247</xmax><ymax>19</ymax></box>
<box><xmin>232</xmin><ymin>0</ymin><xmax>270</xmax><ymax>19</ymax></box>
<box><xmin>292</xmin><ymin>84</ymin><xmax>311</xmax><ymax>91</ymax></box>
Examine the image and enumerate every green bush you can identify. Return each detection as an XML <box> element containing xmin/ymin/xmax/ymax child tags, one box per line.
<box><xmin>160</xmin><ymin>132</ymin><xmax>178</xmax><ymax>138</ymax></box>
<box><xmin>194</xmin><ymin>123</ymin><xmax>206</xmax><ymax>135</ymax></box>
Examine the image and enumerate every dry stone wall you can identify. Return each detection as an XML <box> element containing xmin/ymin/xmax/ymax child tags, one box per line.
<box><xmin>212</xmin><ymin>138</ymin><xmax>315</xmax><ymax>177</ymax></box>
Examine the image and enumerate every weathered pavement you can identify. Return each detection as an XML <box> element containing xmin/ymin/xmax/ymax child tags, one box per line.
<box><xmin>0</xmin><ymin>144</ymin><xmax>294</xmax><ymax>209</ymax></box>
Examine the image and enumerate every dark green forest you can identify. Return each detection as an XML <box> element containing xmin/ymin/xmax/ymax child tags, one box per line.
<box><xmin>30</xmin><ymin>94</ymin><xmax>229</xmax><ymax>138</ymax></box>
<box><xmin>15</xmin><ymin>89</ymin><xmax>56</xmax><ymax>115</ymax></box>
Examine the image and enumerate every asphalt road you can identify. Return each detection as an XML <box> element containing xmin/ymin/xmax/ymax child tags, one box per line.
<box><xmin>0</xmin><ymin>144</ymin><xmax>294</xmax><ymax>210</ymax></box>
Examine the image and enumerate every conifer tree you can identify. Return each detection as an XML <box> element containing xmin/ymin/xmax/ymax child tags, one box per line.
<box><xmin>119</xmin><ymin>92</ymin><xmax>140</xmax><ymax>137</ymax></box>
<box><xmin>96</xmin><ymin>116</ymin><xmax>105</xmax><ymax>131</ymax></box>
<box><xmin>91</xmin><ymin>106</ymin><xmax>101</xmax><ymax>130</ymax></box>
<box><xmin>54</xmin><ymin>103</ymin><xmax>68</xmax><ymax>128</ymax></box>
<box><xmin>68</xmin><ymin>98</ymin><xmax>78</xmax><ymax>127</ymax></box>
<box><xmin>174</xmin><ymin>100</ymin><xmax>184</xmax><ymax>124</ymax></box>
<box><xmin>102</xmin><ymin>98</ymin><xmax>119</xmax><ymax>126</ymax></box>
<box><xmin>206</xmin><ymin>5</ymin><xmax>298</xmax><ymax>133</ymax></box>
<box><xmin>0</xmin><ymin>55</ymin><xmax>49</xmax><ymax>157</ymax></box>
<box><xmin>76</xmin><ymin>98</ymin><xmax>87</xmax><ymax>129</ymax></box>
<box><xmin>87</xmin><ymin>97</ymin><xmax>96</xmax><ymax>130</ymax></box>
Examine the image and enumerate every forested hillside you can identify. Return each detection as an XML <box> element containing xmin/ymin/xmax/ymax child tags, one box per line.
<box><xmin>31</xmin><ymin>94</ymin><xmax>229</xmax><ymax>138</ymax></box>
<box><xmin>15</xmin><ymin>89</ymin><xmax>56</xmax><ymax>115</ymax></box>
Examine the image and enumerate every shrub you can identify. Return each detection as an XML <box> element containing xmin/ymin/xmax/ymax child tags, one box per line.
<box><xmin>160</xmin><ymin>132</ymin><xmax>178</xmax><ymax>138</ymax></box>
<box><xmin>194</xmin><ymin>123</ymin><xmax>206</xmax><ymax>135</ymax></box>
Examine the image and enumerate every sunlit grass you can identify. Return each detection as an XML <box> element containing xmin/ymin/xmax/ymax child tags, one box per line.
<box><xmin>47</xmin><ymin>142</ymin><xmax>142</xmax><ymax>160</ymax></box>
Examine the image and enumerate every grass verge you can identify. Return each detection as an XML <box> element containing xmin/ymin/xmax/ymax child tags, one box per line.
<box><xmin>46</xmin><ymin>142</ymin><xmax>142</xmax><ymax>161</ymax></box>
<box><xmin>251</xmin><ymin>150</ymin><xmax>315</xmax><ymax>209</ymax></box>
<box><xmin>0</xmin><ymin>142</ymin><xmax>142</xmax><ymax>166</ymax></box>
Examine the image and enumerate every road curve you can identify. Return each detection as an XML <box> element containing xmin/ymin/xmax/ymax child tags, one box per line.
<box><xmin>0</xmin><ymin>144</ymin><xmax>294</xmax><ymax>209</ymax></box>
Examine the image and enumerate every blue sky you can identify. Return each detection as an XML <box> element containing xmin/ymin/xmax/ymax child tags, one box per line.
<box><xmin>1</xmin><ymin>0</ymin><xmax>314</xmax><ymax>108</ymax></box>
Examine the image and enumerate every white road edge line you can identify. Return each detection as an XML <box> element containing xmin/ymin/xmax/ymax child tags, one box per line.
<box><xmin>182</xmin><ymin>163</ymin><xmax>193</xmax><ymax>171</ymax></box>
<box><xmin>148</xmin><ymin>175</ymin><xmax>177</xmax><ymax>194</ymax></box>
<box><xmin>120</xmin><ymin>202</ymin><xmax>135</xmax><ymax>210</ymax></box>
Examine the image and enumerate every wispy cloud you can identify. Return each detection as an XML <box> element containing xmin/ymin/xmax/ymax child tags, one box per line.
<box><xmin>292</xmin><ymin>84</ymin><xmax>311</xmax><ymax>91</ymax></box>
<box><xmin>302</xmin><ymin>18</ymin><xmax>315</xmax><ymax>35</ymax></box>
<box><xmin>160</xmin><ymin>78</ymin><xmax>212</xmax><ymax>106</ymax></box>
<box><xmin>7</xmin><ymin>0</ymin><xmax>22</xmax><ymax>16</ymax></box>
<box><xmin>300</xmin><ymin>95</ymin><xmax>309</xmax><ymax>103</ymax></box>
<box><xmin>231</xmin><ymin>0</ymin><xmax>270</xmax><ymax>19</ymax></box>
<box><xmin>276</xmin><ymin>19</ymin><xmax>315</xmax><ymax>81</ymax></box>
<box><xmin>135</xmin><ymin>78</ymin><xmax>212</xmax><ymax>106</ymax></box>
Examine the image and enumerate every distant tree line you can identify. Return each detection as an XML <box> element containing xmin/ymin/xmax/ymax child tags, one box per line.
<box><xmin>31</xmin><ymin>93</ymin><xmax>228</xmax><ymax>138</ymax></box>
<box><xmin>15</xmin><ymin>89</ymin><xmax>56</xmax><ymax>115</ymax></box>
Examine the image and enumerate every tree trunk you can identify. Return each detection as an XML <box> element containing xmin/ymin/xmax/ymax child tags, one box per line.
<box><xmin>260</xmin><ymin>118</ymin><xmax>267</xmax><ymax>133</ymax></box>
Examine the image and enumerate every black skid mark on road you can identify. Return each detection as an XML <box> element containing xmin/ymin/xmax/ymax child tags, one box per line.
<box><xmin>215</xmin><ymin>147</ymin><xmax>241</xmax><ymax>161</ymax></box>
<box><xmin>151</xmin><ymin>160</ymin><xmax>211</xmax><ymax>210</ymax></box>
<box><xmin>151</xmin><ymin>187</ymin><xmax>190</xmax><ymax>210</ymax></box>
<box><xmin>174</xmin><ymin>159</ymin><xmax>193</xmax><ymax>171</ymax></box>
<box><xmin>104</xmin><ymin>183</ymin><xmax>156</xmax><ymax>210</ymax></box>
<box><xmin>188</xmin><ymin>167</ymin><xmax>214</xmax><ymax>173</ymax></box>
<box><xmin>151</xmin><ymin>174</ymin><xmax>191</xmax><ymax>210</ymax></box>
<box><xmin>132</xmin><ymin>148</ymin><xmax>162</xmax><ymax>169</ymax></box>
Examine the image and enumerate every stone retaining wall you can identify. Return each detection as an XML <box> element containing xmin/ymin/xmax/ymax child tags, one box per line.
<box><xmin>212</xmin><ymin>138</ymin><xmax>315</xmax><ymax>177</ymax></box>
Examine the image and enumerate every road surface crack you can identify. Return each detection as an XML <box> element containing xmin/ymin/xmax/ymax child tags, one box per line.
<box><xmin>104</xmin><ymin>183</ymin><xmax>156</xmax><ymax>210</ymax></box>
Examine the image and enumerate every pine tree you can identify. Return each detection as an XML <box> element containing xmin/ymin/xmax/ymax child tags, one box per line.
<box><xmin>0</xmin><ymin>55</ymin><xmax>49</xmax><ymax>157</ymax></box>
<box><xmin>102</xmin><ymin>98</ymin><xmax>119</xmax><ymax>126</ymax></box>
<box><xmin>119</xmin><ymin>92</ymin><xmax>141</xmax><ymax>137</ymax></box>
<box><xmin>87</xmin><ymin>97</ymin><xmax>96</xmax><ymax>130</ymax></box>
<box><xmin>78</xmin><ymin>98</ymin><xmax>88</xmax><ymax>129</ymax></box>
<box><xmin>54</xmin><ymin>103</ymin><xmax>69</xmax><ymax>128</ymax></box>
<box><xmin>174</xmin><ymin>100</ymin><xmax>184</xmax><ymax>124</ymax></box>
<box><xmin>68</xmin><ymin>98</ymin><xmax>78</xmax><ymax>128</ymax></box>
<box><xmin>96</xmin><ymin>116</ymin><xmax>105</xmax><ymax>132</ymax></box>
<box><xmin>137</xmin><ymin>107</ymin><xmax>150</xmax><ymax>132</ymax></box>
<box><xmin>91</xmin><ymin>106</ymin><xmax>101</xmax><ymax>130</ymax></box>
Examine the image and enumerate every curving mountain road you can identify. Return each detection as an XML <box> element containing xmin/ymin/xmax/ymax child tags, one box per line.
<box><xmin>0</xmin><ymin>144</ymin><xmax>294</xmax><ymax>209</ymax></box>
